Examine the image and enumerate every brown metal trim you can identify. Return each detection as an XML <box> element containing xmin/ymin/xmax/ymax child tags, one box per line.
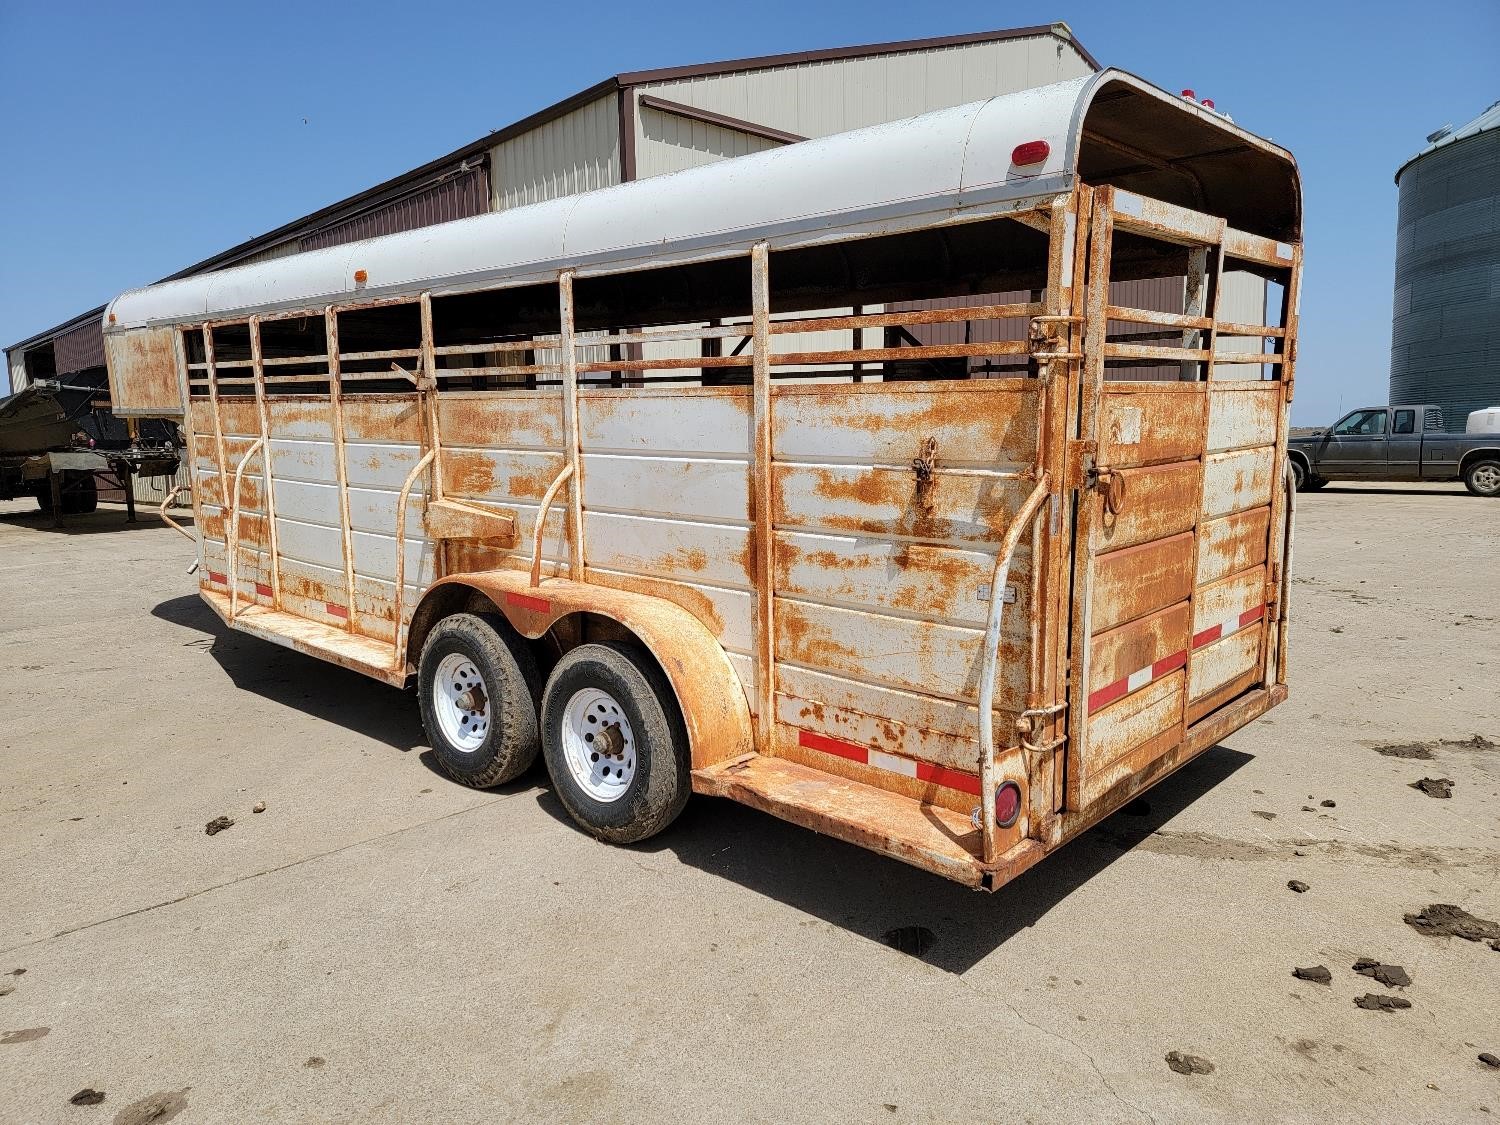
<box><xmin>616</xmin><ymin>24</ymin><xmax>1096</xmax><ymax>86</ymax></box>
<box><xmin>618</xmin><ymin>87</ymin><xmax>637</xmax><ymax>183</ymax></box>
<box><xmin>637</xmin><ymin>94</ymin><xmax>807</xmax><ymax>146</ymax></box>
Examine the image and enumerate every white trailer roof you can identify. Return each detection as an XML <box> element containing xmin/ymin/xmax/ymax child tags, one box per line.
<box><xmin>106</xmin><ymin>68</ymin><xmax>1298</xmax><ymax>332</ymax></box>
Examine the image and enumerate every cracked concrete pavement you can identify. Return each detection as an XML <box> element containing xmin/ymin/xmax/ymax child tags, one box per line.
<box><xmin>1</xmin><ymin>481</ymin><xmax>1497</xmax><ymax>1123</ymax></box>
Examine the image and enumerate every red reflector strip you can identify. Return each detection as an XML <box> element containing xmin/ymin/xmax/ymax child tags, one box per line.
<box><xmin>326</xmin><ymin>603</ymin><xmax>349</xmax><ymax>619</ymax></box>
<box><xmin>1192</xmin><ymin>602</ymin><xmax>1267</xmax><ymax>651</ymax></box>
<box><xmin>505</xmin><ymin>591</ymin><xmax>551</xmax><ymax>614</ymax></box>
<box><xmin>796</xmin><ymin>729</ymin><xmax>981</xmax><ymax>795</ymax></box>
<box><xmin>1091</xmin><ymin>602</ymin><xmax>1267</xmax><ymax>712</ymax></box>
<box><xmin>797</xmin><ymin>729</ymin><xmax>865</xmax><ymax>762</ymax></box>
<box><xmin>255</xmin><ymin>582</ymin><xmax>273</xmax><ymax>598</ymax></box>
<box><xmin>207</xmin><ymin>571</ymin><xmax>227</xmax><ymax>586</ymax></box>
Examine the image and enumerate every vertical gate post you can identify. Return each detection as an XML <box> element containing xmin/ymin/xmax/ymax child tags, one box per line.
<box><xmin>750</xmin><ymin>242</ymin><xmax>775</xmax><ymax>751</ymax></box>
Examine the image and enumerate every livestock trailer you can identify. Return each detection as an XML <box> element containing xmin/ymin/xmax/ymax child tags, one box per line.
<box><xmin>103</xmin><ymin>69</ymin><xmax>1301</xmax><ymax>888</ymax></box>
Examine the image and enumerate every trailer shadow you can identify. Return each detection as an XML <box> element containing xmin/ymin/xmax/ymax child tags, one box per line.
<box><xmin>530</xmin><ymin>744</ymin><xmax>1253</xmax><ymax>975</ymax></box>
<box><xmin>0</xmin><ymin>504</ymin><xmax>185</xmax><ymax>535</ymax></box>
<box><xmin>150</xmin><ymin>593</ymin><xmax>424</xmax><ymax>752</ymax></box>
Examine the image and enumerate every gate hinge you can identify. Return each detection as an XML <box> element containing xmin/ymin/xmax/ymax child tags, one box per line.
<box><xmin>1064</xmin><ymin>440</ymin><xmax>1097</xmax><ymax>490</ymax></box>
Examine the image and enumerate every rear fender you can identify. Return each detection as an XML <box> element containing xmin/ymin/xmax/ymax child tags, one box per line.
<box><xmin>412</xmin><ymin>572</ymin><xmax>754</xmax><ymax>771</ymax></box>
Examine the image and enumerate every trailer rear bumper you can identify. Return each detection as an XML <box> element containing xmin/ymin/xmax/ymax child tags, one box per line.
<box><xmin>693</xmin><ymin>682</ymin><xmax>1286</xmax><ymax>889</ymax></box>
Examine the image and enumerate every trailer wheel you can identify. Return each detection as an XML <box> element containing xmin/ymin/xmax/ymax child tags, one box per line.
<box><xmin>1463</xmin><ymin>458</ymin><xmax>1500</xmax><ymax>497</ymax></box>
<box><xmin>540</xmin><ymin>642</ymin><xmax>689</xmax><ymax>844</ymax></box>
<box><xmin>418</xmin><ymin>613</ymin><xmax>541</xmax><ymax>788</ymax></box>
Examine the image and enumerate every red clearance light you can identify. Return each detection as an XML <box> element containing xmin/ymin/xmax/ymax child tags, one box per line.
<box><xmin>1011</xmin><ymin>140</ymin><xmax>1050</xmax><ymax>166</ymax></box>
<box><xmin>1181</xmin><ymin>88</ymin><xmax>1196</xmax><ymax>100</ymax></box>
<box><xmin>1202</xmin><ymin>98</ymin><xmax>1216</xmax><ymax>110</ymax></box>
<box><xmin>995</xmin><ymin>780</ymin><xmax>1023</xmax><ymax>828</ymax></box>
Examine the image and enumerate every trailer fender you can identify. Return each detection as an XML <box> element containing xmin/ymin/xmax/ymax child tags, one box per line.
<box><xmin>411</xmin><ymin>573</ymin><xmax>754</xmax><ymax>771</ymax></box>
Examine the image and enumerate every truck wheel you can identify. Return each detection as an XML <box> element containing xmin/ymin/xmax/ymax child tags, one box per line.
<box><xmin>540</xmin><ymin>641</ymin><xmax>689</xmax><ymax>845</ymax></box>
<box><xmin>1306</xmin><ymin>476</ymin><xmax>1329</xmax><ymax>491</ymax></box>
<box><xmin>1464</xmin><ymin>458</ymin><xmax>1500</xmax><ymax>497</ymax></box>
<box><xmin>418</xmin><ymin>613</ymin><xmax>541</xmax><ymax>788</ymax></box>
<box><xmin>1290</xmin><ymin>459</ymin><xmax>1308</xmax><ymax>491</ymax></box>
<box><xmin>61</xmin><ymin>471</ymin><xmax>98</xmax><ymax>514</ymax></box>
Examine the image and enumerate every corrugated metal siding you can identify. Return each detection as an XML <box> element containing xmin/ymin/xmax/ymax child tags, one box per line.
<box><xmin>7</xmin><ymin>350</ymin><xmax>27</xmax><ymax>394</ymax></box>
<box><xmin>52</xmin><ymin>314</ymin><xmax>106</xmax><ymax>376</ymax></box>
<box><xmin>302</xmin><ymin>163</ymin><xmax>491</xmax><ymax>251</ymax></box>
<box><xmin>638</xmin><ymin>103</ymin><xmax>782</xmax><ymax>175</ymax></box>
<box><xmin>1391</xmin><ymin>127</ymin><xmax>1500</xmax><ymax>427</ymax></box>
<box><xmin>633</xmin><ymin>34</ymin><xmax>1093</xmax><ymax>179</ymax></box>
<box><xmin>234</xmin><ymin>239</ymin><xmax>305</xmax><ymax>267</ymax></box>
<box><xmin>493</xmin><ymin>94</ymin><xmax>619</xmax><ymax>210</ymax></box>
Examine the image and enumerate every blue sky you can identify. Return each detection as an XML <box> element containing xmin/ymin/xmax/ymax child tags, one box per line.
<box><xmin>0</xmin><ymin>0</ymin><xmax>1493</xmax><ymax>423</ymax></box>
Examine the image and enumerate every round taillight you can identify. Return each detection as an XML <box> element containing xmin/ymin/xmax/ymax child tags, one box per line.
<box><xmin>1011</xmin><ymin>139</ymin><xmax>1050</xmax><ymax>167</ymax></box>
<box><xmin>995</xmin><ymin>781</ymin><xmax>1023</xmax><ymax>828</ymax></box>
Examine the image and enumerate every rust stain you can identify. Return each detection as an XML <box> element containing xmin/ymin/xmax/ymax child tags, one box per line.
<box><xmin>584</xmin><ymin>569</ymin><xmax>725</xmax><ymax>637</ymax></box>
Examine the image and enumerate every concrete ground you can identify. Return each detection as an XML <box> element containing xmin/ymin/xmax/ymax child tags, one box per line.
<box><xmin>1</xmin><ymin>481</ymin><xmax>1497</xmax><ymax>1124</ymax></box>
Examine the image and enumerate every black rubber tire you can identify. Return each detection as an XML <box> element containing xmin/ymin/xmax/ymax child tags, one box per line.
<box><xmin>540</xmin><ymin>641</ymin><xmax>689</xmax><ymax>845</ymax></box>
<box><xmin>1463</xmin><ymin>458</ymin><xmax>1500</xmax><ymax>497</ymax></box>
<box><xmin>61</xmin><ymin>471</ymin><xmax>98</xmax><ymax>514</ymax></box>
<box><xmin>418</xmin><ymin>613</ymin><xmax>541</xmax><ymax>788</ymax></box>
<box><xmin>1289</xmin><ymin>459</ymin><xmax>1307</xmax><ymax>492</ymax></box>
<box><xmin>1306</xmin><ymin>476</ymin><xmax>1330</xmax><ymax>491</ymax></box>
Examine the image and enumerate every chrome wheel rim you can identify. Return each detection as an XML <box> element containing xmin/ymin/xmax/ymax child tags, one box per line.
<box><xmin>1473</xmin><ymin>464</ymin><xmax>1500</xmax><ymax>494</ymax></box>
<box><xmin>433</xmin><ymin>652</ymin><xmax>490</xmax><ymax>752</ymax></box>
<box><xmin>561</xmin><ymin>687</ymin><xmax>636</xmax><ymax>803</ymax></box>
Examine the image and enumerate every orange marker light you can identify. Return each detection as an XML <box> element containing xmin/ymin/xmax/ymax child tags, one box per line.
<box><xmin>353</xmin><ymin>269</ymin><xmax>368</xmax><ymax>284</ymax></box>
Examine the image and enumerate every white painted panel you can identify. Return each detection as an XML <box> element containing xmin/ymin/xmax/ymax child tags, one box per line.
<box><xmin>775</xmin><ymin>596</ymin><xmax>1025</xmax><ymax>706</ymax></box>
<box><xmin>1189</xmin><ymin>623</ymin><xmax>1262</xmax><ymax>700</ymax></box>
<box><xmin>351</xmin><ymin>529</ymin><xmax>437</xmax><ymax>587</ymax></box>
<box><xmin>578</xmin><ymin>391</ymin><xmax>751</xmax><ymax>456</ymax></box>
<box><xmin>776</xmin><ymin>530</ymin><xmax>1030</xmax><ymax>630</ymax></box>
<box><xmin>272</xmin><ymin>477</ymin><xmax>344</xmax><ymax>529</ymax></box>
<box><xmin>1206</xmin><ymin>384</ymin><xmax>1279</xmax><ymax>453</ymax></box>
<box><xmin>1202</xmin><ymin>446</ymin><xmax>1276</xmax><ymax>519</ymax></box>
<box><xmin>582</xmin><ymin>453</ymin><xmax>749</xmax><ymax>522</ymax></box>
<box><xmin>344</xmin><ymin>442</ymin><xmax>425</xmax><ymax>490</ymax></box>
<box><xmin>276</xmin><ymin>515</ymin><xmax>351</xmax><ymax>571</ymax></box>
<box><xmin>270</xmin><ymin>439</ymin><xmax>338</xmax><ymax>485</ymax></box>
<box><xmin>584</xmin><ymin>511</ymin><xmax>751</xmax><ymax>590</ymax></box>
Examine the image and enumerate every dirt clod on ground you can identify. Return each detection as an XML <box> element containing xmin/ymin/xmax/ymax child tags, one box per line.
<box><xmin>69</xmin><ymin>1088</ymin><xmax>105</xmax><ymax>1106</ymax></box>
<box><xmin>1165</xmin><ymin>1051</ymin><xmax>1215</xmax><ymax>1075</ymax></box>
<box><xmin>1353</xmin><ymin>958</ymin><xmax>1411</xmax><ymax>987</ymax></box>
<box><xmin>1409</xmin><ymin>777</ymin><xmax>1454</xmax><ymax>798</ymax></box>
<box><xmin>6</xmin><ymin>969</ymin><xmax>24</xmax><ymax>977</ymax></box>
<box><xmin>252</xmin><ymin>801</ymin><xmax>266</xmax><ymax>814</ymax></box>
<box><xmin>111</xmin><ymin>1087</ymin><xmax>189</xmax><ymax>1125</ymax></box>
<box><xmin>1443</xmin><ymin>734</ymin><xmax>1495</xmax><ymax>751</ymax></box>
<box><xmin>1288</xmin><ymin>880</ymin><xmax>1310</xmax><ymax>893</ymax></box>
<box><xmin>1293</xmin><ymin>965</ymin><xmax>1332</xmax><ymax>985</ymax></box>
<box><xmin>1252</xmin><ymin>810</ymin><xmax>1277</xmax><ymax>820</ymax></box>
<box><xmin>204</xmin><ymin>816</ymin><xmax>234</xmax><ymax>836</ymax></box>
<box><xmin>1404</xmin><ymin>904</ymin><xmax>1500</xmax><ymax>943</ymax></box>
<box><xmin>1320</xmin><ymin>799</ymin><xmax>1337</xmax><ymax>808</ymax></box>
<box><xmin>882</xmin><ymin>926</ymin><xmax>935</xmax><ymax>957</ymax></box>
<box><xmin>1354</xmin><ymin>993</ymin><xmax>1412</xmax><ymax>1012</ymax></box>
<box><xmin>1375</xmin><ymin>742</ymin><xmax>1437</xmax><ymax>760</ymax></box>
<box><xmin>1480</xmin><ymin>1053</ymin><xmax>1500</xmax><ymax>1069</ymax></box>
<box><xmin>304</xmin><ymin>1057</ymin><xmax>325</xmax><ymax>1069</ymax></box>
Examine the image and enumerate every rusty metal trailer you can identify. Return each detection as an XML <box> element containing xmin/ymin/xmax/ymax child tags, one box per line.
<box><xmin>102</xmin><ymin>69</ymin><xmax>1301</xmax><ymax>888</ymax></box>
